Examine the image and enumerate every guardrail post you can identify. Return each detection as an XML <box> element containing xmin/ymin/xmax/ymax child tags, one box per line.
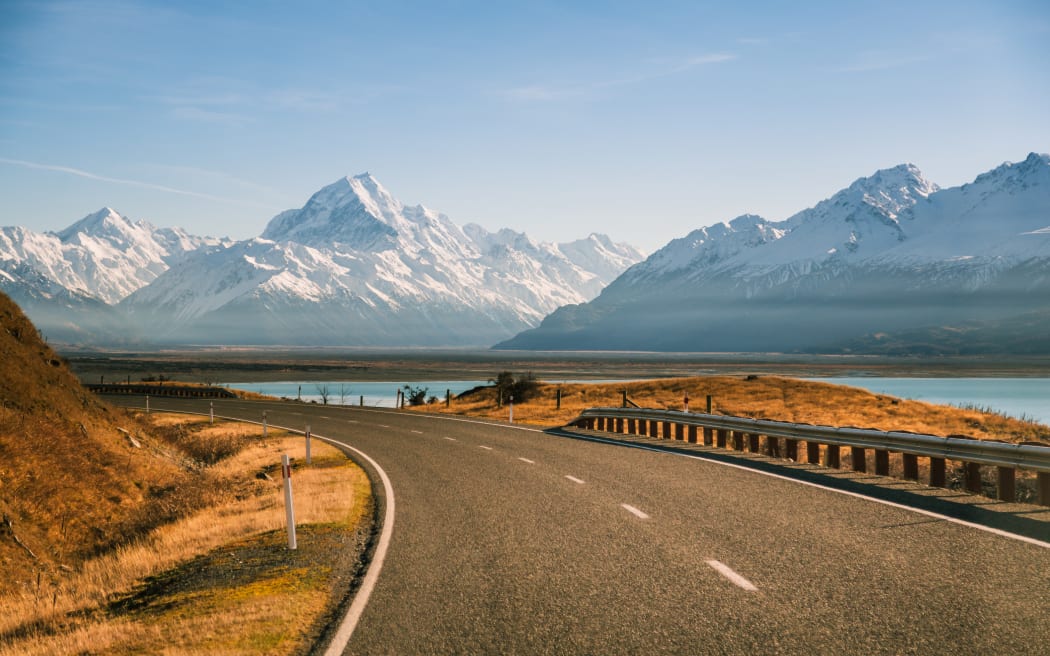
<box><xmin>997</xmin><ymin>467</ymin><xmax>1015</xmax><ymax>501</ymax></box>
<box><xmin>903</xmin><ymin>453</ymin><xmax>919</xmax><ymax>480</ymax></box>
<box><xmin>851</xmin><ymin>447</ymin><xmax>866</xmax><ymax>473</ymax></box>
<box><xmin>688</xmin><ymin>425</ymin><xmax>698</xmax><ymax>444</ymax></box>
<box><xmin>767</xmin><ymin>435</ymin><xmax>780</xmax><ymax>458</ymax></box>
<box><xmin>807</xmin><ymin>442</ymin><xmax>820</xmax><ymax>464</ymax></box>
<box><xmin>716</xmin><ymin>429</ymin><xmax>727</xmax><ymax>448</ymax></box>
<box><xmin>703</xmin><ymin>427</ymin><xmax>713</xmax><ymax>446</ymax></box>
<box><xmin>1039</xmin><ymin>472</ymin><xmax>1050</xmax><ymax>506</ymax></box>
<box><xmin>875</xmin><ymin>450</ymin><xmax>889</xmax><ymax>475</ymax></box>
<box><xmin>930</xmin><ymin>457</ymin><xmax>946</xmax><ymax>487</ymax></box>
<box><xmin>785</xmin><ymin>438</ymin><xmax>797</xmax><ymax>461</ymax></box>
<box><xmin>825</xmin><ymin>445</ymin><xmax>840</xmax><ymax>468</ymax></box>
<box><xmin>748</xmin><ymin>433</ymin><xmax>759</xmax><ymax>452</ymax></box>
<box><xmin>964</xmin><ymin>462</ymin><xmax>981</xmax><ymax>494</ymax></box>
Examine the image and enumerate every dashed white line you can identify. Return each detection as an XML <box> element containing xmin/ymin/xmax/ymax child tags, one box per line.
<box><xmin>411</xmin><ymin>430</ymin><xmax>424</xmax><ymax>434</ymax></box>
<box><xmin>621</xmin><ymin>504</ymin><xmax>650</xmax><ymax>519</ymax></box>
<box><xmin>443</xmin><ymin>437</ymin><xmax>457</xmax><ymax>442</ymax></box>
<box><xmin>565</xmin><ymin>475</ymin><xmax>585</xmax><ymax>484</ymax></box>
<box><xmin>377</xmin><ymin>424</ymin><xmax>390</xmax><ymax>429</ymax></box>
<box><xmin>706</xmin><ymin>560</ymin><xmax>758</xmax><ymax>591</ymax></box>
<box><xmin>346</xmin><ymin>420</ymin><xmax>358</xmax><ymax>424</ymax></box>
<box><xmin>479</xmin><ymin>445</ymin><xmax>493</xmax><ymax>451</ymax></box>
<box><xmin>518</xmin><ymin>457</ymin><xmax>535</xmax><ymax>464</ymax></box>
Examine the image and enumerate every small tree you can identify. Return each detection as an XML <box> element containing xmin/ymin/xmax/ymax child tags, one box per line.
<box><xmin>339</xmin><ymin>384</ymin><xmax>351</xmax><ymax>405</ymax></box>
<box><xmin>403</xmin><ymin>385</ymin><xmax>429</xmax><ymax>406</ymax></box>
<box><xmin>491</xmin><ymin>371</ymin><xmax>540</xmax><ymax>403</ymax></box>
<box><xmin>315</xmin><ymin>384</ymin><xmax>331</xmax><ymax>405</ymax></box>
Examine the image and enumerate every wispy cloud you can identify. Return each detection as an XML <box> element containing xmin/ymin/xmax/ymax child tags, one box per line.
<box><xmin>503</xmin><ymin>52</ymin><xmax>737</xmax><ymax>102</ymax></box>
<box><xmin>170</xmin><ymin>106</ymin><xmax>253</xmax><ymax>126</ymax></box>
<box><xmin>0</xmin><ymin>157</ymin><xmax>277</xmax><ymax>209</ymax></box>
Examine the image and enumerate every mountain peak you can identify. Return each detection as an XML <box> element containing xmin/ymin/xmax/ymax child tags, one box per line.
<box><xmin>56</xmin><ymin>207</ymin><xmax>133</xmax><ymax>242</ymax></box>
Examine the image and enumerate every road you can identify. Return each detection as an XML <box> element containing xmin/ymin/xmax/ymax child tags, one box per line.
<box><xmin>117</xmin><ymin>397</ymin><xmax>1050</xmax><ymax>654</ymax></box>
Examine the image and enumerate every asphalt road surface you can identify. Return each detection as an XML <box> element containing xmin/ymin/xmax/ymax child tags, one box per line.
<box><xmin>115</xmin><ymin>397</ymin><xmax>1050</xmax><ymax>655</ymax></box>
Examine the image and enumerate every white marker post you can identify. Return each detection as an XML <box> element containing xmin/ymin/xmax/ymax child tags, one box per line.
<box><xmin>509</xmin><ymin>395</ymin><xmax>514</xmax><ymax>424</ymax></box>
<box><xmin>305</xmin><ymin>424</ymin><xmax>312</xmax><ymax>465</ymax></box>
<box><xmin>262</xmin><ymin>410</ymin><xmax>268</xmax><ymax>437</ymax></box>
<box><xmin>146</xmin><ymin>395</ymin><xmax>150</xmax><ymax>414</ymax></box>
<box><xmin>282</xmin><ymin>454</ymin><xmax>297</xmax><ymax>550</ymax></box>
<box><xmin>210</xmin><ymin>401</ymin><xmax>214</xmax><ymax>424</ymax></box>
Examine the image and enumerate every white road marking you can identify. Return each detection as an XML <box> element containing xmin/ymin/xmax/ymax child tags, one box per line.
<box><xmin>443</xmin><ymin>437</ymin><xmax>457</xmax><ymax>442</ymax></box>
<box><xmin>346</xmin><ymin>420</ymin><xmax>358</xmax><ymax>424</ymax></box>
<box><xmin>706</xmin><ymin>560</ymin><xmax>758</xmax><ymax>591</ymax></box>
<box><xmin>621</xmin><ymin>503</ymin><xmax>650</xmax><ymax>519</ymax></box>
<box><xmin>320</xmin><ymin>416</ymin><xmax>330</xmax><ymax>419</ymax></box>
<box><xmin>551</xmin><ymin>430</ymin><xmax>1050</xmax><ymax>550</ymax></box>
<box><xmin>565</xmin><ymin>475</ymin><xmax>585</xmax><ymax>484</ymax></box>
<box><xmin>479</xmin><ymin>445</ymin><xmax>493</xmax><ymax>450</ymax></box>
<box><xmin>518</xmin><ymin>457</ymin><xmax>535</xmax><ymax>464</ymax></box>
<box><xmin>377</xmin><ymin>424</ymin><xmax>390</xmax><ymax>429</ymax></box>
<box><xmin>411</xmin><ymin>430</ymin><xmax>424</xmax><ymax>434</ymax></box>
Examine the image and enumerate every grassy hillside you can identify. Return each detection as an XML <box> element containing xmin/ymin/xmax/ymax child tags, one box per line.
<box><xmin>412</xmin><ymin>374</ymin><xmax>1050</xmax><ymax>443</ymax></box>
<box><xmin>0</xmin><ymin>291</ymin><xmax>199</xmax><ymax>595</ymax></box>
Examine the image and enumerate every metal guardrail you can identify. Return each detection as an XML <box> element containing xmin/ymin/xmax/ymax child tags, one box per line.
<box><xmin>574</xmin><ymin>407</ymin><xmax>1050</xmax><ymax>474</ymax></box>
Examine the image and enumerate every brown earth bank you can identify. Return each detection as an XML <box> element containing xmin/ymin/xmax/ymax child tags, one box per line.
<box><xmin>0</xmin><ymin>292</ymin><xmax>372</xmax><ymax>654</ymax></box>
<box><xmin>62</xmin><ymin>348</ymin><xmax>1050</xmax><ymax>385</ymax></box>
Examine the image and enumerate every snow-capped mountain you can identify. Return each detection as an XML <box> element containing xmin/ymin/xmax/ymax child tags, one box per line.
<box><xmin>1</xmin><ymin>208</ymin><xmax>228</xmax><ymax>305</ymax></box>
<box><xmin>498</xmin><ymin>153</ymin><xmax>1050</xmax><ymax>353</ymax></box>
<box><xmin>118</xmin><ymin>173</ymin><xmax>644</xmax><ymax>346</ymax></box>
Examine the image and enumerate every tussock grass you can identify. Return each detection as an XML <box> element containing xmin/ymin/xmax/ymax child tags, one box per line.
<box><xmin>416</xmin><ymin>375</ymin><xmax>1050</xmax><ymax>443</ymax></box>
<box><xmin>0</xmin><ymin>421</ymin><xmax>370</xmax><ymax>656</ymax></box>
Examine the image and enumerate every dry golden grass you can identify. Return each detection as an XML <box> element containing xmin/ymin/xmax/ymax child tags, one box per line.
<box><xmin>411</xmin><ymin>375</ymin><xmax>1050</xmax><ymax>443</ymax></box>
<box><xmin>0</xmin><ymin>420</ymin><xmax>370</xmax><ymax>656</ymax></box>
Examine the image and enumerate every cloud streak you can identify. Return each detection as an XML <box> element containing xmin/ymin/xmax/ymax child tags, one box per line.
<box><xmin>0</xmin><ymin>157</ymin><xmax>277</xmax><ymax>210</ymax></box>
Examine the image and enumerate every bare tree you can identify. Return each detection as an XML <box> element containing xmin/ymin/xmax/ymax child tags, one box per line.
<box><xmin>339</xmin><ymin>384</ymin><xmax>350</xmax><ymax>406</ymax></box>
<box><xmin>315</xmin><ymin>383</ymin><xmax>331</xmax><ymax>405</ymax></box>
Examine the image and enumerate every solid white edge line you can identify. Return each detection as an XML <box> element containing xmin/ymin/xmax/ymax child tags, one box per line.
<box><xmin>518</xmin><ymin>457</ymin><xmax>535</xmax><ymax>464</ymax></box>
<box><xmin>706</xmin><ymin>560</ymin><xmax>758</xmax><ymax>591</ymax></box>
<box><xmin>124</xmin><ymin>406</ymin><xmax>396</xmax><ymax>653</ymax></box>
<box><xmin>552</xmin><ymin>430</ymin><xmax>1050</xmax><ymax>550</ymax></box>
<box><xmin>317</xmin><ymin>432</ymin><xmax>395</xmax><ymax>656</ymax></box>
<box><xmin>621</xmin><ymin>503</ymin><xmax>650</xmax><ymax>519</ymax></box>
<box><xmin>565</xmin><ymin>475</ymin><xmax>585</xmax><ymax>484</ymax></box>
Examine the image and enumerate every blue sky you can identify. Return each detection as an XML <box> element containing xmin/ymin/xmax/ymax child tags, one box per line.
<box><xmin>1</xmin><ymin>1</ymin><xmax>1048</xmax><ymax>251</ymax></box>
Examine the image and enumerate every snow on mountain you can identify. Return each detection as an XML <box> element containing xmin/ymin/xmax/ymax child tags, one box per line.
<box><xmin>0</xmin><ymin>208</ymin><xmax>228</xmax><ymax>305</ymax></box>
<box><xmin>122</xmin><ymin>175</ymin><xmax>644</xmax><ymax>346</ymax></box>
<box><xmin>499</xmin><ymin>153</ymin><xmax>1050</xmax><ymax>353</ymax></box>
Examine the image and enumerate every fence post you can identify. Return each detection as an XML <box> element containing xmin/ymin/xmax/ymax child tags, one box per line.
<box><xmin>282</xmin><ymin>454</ymin><xmax>297</xmax><ymax>550</ymax></box>
<box><xmin>210</xmin><ymin>402</ymin><xmax>214</xmax><ymax>424</ymax></box>
<box><xmin>509</xmin><ymin>395</ymin><xmax>514</xmax><ymax>424</ymax></box>
<box><xmin>360</xmin><ymin>395</ymin><xmax>364</xmax><ymax>407</ymax></box>
<box><xmin>556</xmin><ymin>388</ymin><xmax>562</xmax><ymax>410</ymax></box>
<box><xmin>706</xmin><ymin>395</ymin><xmax>713</xmax><ymax>414</ymax></box>
<box><xmin>622</xmin><ymin>390</ymin><xmax>628</xmax><ymax>408</ymax></box>
<box><xmin>446</xmin><ymin>389</ymin><xmax>451</xmax><ymax>407</ymax></box>
<box><xmin>146</xmin><ymin>395</ymin><xmax>150</xmax><ymax>414</ymax></box>
<box><xmin>305</xmin><ymin>425</ymin><xmax>312</xmax><ymax>465</ymax></box>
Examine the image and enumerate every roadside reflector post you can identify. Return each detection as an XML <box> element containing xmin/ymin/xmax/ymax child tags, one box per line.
<box><xmin>262</xmin><ymin>411</ymin><xmax>267</xmax><ymax>437</ymax></box>
<box><xmin>509</xmin><ymin>395</ymin><xmax>514</xmax><ymax>424</ymax></box>
<box><xmin>145</xmin><ymin>395</ymin><xmax>150</xmax><ymax>414</ymax></box>
<box><xmin>305</xmin><ymin>425</ymin><xmax>312</xmax><ymax>465</ymax></box>
<box><xmin>360</xmin><ymin>395</ymin><xmax>364</xmax><ymax>407</ymax></box>
<box><xmin>282</xmin><ymin>454</ymin><xmax>297</xmax><ymax>550</ymax></box>
<box><xmin>556</xmin><ymin>388</ymin><xmax>562</xmax><ymax>410</ymax></box>
<box><xmin>683</xmin><ymin>394</ymin><xmax>689</xmax><ymax>413</ymax></box>
<box><xmin>210</xmin><ymin>401</ymin><xmax>214</xmax><ymax>424</ymax></box>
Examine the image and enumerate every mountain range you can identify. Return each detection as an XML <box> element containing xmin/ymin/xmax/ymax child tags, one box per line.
<box><xmin>497</xmin><ymin>152</ymin><xmax>1050</xmax><ymax>354</ymax></box>
<box><xmin>0</xmin><ymin>175</ymin><xmax>643</xmax><ymax>346</ymax></box>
